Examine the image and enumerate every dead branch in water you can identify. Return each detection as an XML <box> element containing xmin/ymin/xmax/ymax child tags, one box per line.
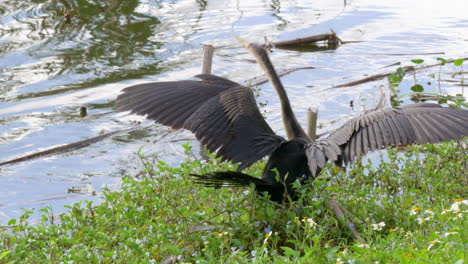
<box><xmin>0</xmin><ymin>125</ymin><xmax>151</xmax><ymax>167</ymax></box>
<box><xmin>248</xmin><ymin>66</ymin><xmax>317</xmax><ymax>86</ymax></box>
<box><xmin>267</xmin><ymin>31</ymin><xmax>363</xmax><ymax>51</ymax></box>
<box><xmin>271</xmin><ymin>31</ymin><xmax>343</xmax><ymax>48</ymax></box>
<box><xmin>331</xmin><ymin>57</ymin><xmax>468</xmax><ymax>89</ymax></box>
<box><xmin>331</xmin><ymin>66</ymin><xmax>416</xmax><ymax>89</ymax></box>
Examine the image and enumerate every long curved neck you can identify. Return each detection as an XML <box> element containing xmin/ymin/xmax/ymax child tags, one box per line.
<box><xmin>248</xmin><ymin>44</ymin><xmax>309</xmax><ymax>140</ymax></box>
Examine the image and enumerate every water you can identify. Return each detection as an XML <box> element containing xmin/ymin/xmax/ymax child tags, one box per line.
<box><xmin>1</xmin><ymin>0</ymin><xmax>467</xmax><ymax>224</ymax></box>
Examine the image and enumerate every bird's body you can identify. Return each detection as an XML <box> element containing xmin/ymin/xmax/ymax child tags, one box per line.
<box><xmin>116</xmin><ymin>43</ymin><xmax>468</xmax><ymax>203</ymax></box>
<box><xmin>262</xmin><ymin>137</ymin><xmax>314</xmax><ymax>201</ymax></box>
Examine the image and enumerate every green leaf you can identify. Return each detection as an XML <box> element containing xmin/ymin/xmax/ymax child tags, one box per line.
<box><xmin>280</xmin><ymin>246</ymin><xmax>300</xmax><ymax>258</ymax></box>
<box><xmin>7</xmin><ymin>219</ymin><xmax>16</xmax><ymax>226</ymax></box>
<box><xmin>411</xmin><ymin>84</ymin><xmax>424</xmax><ymax>92</ymax></box>
<box><xmin>436</xmin><ymin>57</ymin><xmax>448</xmax><ymax>64</ymax></box>
<box><xmin>0</xmin><ymin>251</ymin><xmax>12</xmax><ymax>259</ymax></box>
<box><xmin>396</xmin><ymin>67</ymin><xmax>406</xmax><ymax>77</ymax></box>
<box><xmin>437</xmin><ymin>98</ymin><xmax>447</xmax><ymax>104</ymax></box>
<box><xmin>453</xmin><ymin>58</ymin><xmax>465</xmax><ymax>66</ymax></box>
<box><xmin>411</xmin><ymin>59</ymin><xmax>424</xmax><ymax>64</ymax></box>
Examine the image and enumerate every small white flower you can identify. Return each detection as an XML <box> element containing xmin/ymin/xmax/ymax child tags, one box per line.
<box><xmin>450</xmin><ymin>203</ymin><xmax>460</xmax><ymax>212</ymax></box>
<box><xmin>416</xmin><ymin>216</ymin><xmax>433</xmax><ymax>224</ymax></box>
<box><xmin>214</xmin><ymin>231</ymin><xmax>228</xmax><ymax>237</ymax></box>
<box><xmin>452</xmin><ymin>213</ymin><xmax>463</xmax><ymax>220</ymax></box>
<box><xmin>302</xmin><ymin>217</ymin><xmax>318</xmax><ymax>229</ymax></box>
<box><xmin>263</xmin><ymin>231</ymin><xmax>272</xmax><ymax>244</ymax></box>
<box><xmin>357</xmin><ymin>243</ymin><xmax>369</xmax><ymax>248</ymax></box>
<box><xmin>427</xmin><ymin>239</ymin><xmax>441</xmax><ymax>251</ymax></box>
<box><xmin>424</xmin><ymin>209</ymin><xmax>435</xmax><ymax>216</ymax></box>
<box><xmin>450</xmin><ymin>199</ymin><xmax>467</xmax><ymax>212</ymax></box>
<box><xmin>372</xmin><ymin>222</ymin><xmax>386</xmax><ymax>231</ymax></box>
<box><xmin>336</xmin><ymin>258</ymin><xmax>344</xmax><ymax>264</ymax></box>
<box><xmin>443</xmin><ymin>231</ymin><xmax>458</xmax><ymax>237</ymax></box>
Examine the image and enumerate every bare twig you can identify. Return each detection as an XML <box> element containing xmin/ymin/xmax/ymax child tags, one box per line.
<box><xmin>161</xmin><ymin>255</ymin><xmax>177</xmax><ymax>264</ymax></box>
<box><xmin>332</xmin><ymin>57</ymin><xmax>468</xmax><ymax>89</ymax></box>
<box><xmin>187</xmin><ymin>225</ymin><xmax>218</xmax><ymax>232</ymax></box>
<box><xmin>248</xmin><ymin>66</ymin><xmax>317</xmax><ymax>86</ymax></box>
<box><xmin>331</xmin><ymin>66</ymin><xmax>415</xmax><ymax>89</ymax></box>
<box><xmin>327</xmin><ymin>198</ymin><xmax>365</xmax><ymax>243</ymax></box>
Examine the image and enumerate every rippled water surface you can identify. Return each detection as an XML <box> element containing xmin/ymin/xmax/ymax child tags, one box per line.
<box><xmin>1</xmin><ymin>0</ymin><xmax>467</xmax><ymax>223</ymax></box>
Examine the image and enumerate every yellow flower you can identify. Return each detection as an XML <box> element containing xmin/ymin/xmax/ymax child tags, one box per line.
<box><xmin>410</xmin><ymin>207</ymin><xmax>422</xmax><ymax>215</ymax></box>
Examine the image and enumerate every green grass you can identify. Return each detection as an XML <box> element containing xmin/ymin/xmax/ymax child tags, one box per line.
<box><xmin>0</xmin><ymin>141</ymin><xmax>467</xmax><ymax>264</ymax></box>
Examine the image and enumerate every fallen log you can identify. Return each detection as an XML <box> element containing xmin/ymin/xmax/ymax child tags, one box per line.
<box><xmin>0</xmin><ymin>125</ymin><xmax>151</xmax><ymax>167</ymax></box>
<box><xmin>271</xmin><ymin>31</ymin><xmax>343</xmax><ymax>48</ymax></box>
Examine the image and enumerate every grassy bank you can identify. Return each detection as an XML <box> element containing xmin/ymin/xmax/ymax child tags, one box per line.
<box><xmin>0</xmin><ymin>141</ymin><xmax>466</xmax><ymax>263</ymax></box>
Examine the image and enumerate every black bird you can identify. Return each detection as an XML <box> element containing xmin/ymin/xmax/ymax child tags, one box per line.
<box><xmin>116</xmin><ymin>43</ymin><xmax>468</xmax><ymax>202</ymax></box>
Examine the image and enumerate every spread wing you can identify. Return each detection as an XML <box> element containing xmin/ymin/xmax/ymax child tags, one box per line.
<box><xmin>306</xmin><ymin>103</ymin><xmax>468</xmax><ymax>175</ymax></box>
<box><xmin>115</xmin><ymin>74</ymin><xmax>284</xmax><ymax>170</ymax></box>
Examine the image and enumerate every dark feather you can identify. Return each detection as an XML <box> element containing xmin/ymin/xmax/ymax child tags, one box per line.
<box><xmin>306</xmin><ymin>103</ymin><xmax>468</xmax><ymax>176</ymax></box>
<box><xmin>190</xmin><ymin>172</ymin><xmax>270</xmax><ymax>188</ymax></box>
<box><xmin>115</xmin><ymin>74</ymin><xmax>284</xmax><ymax>170</ymax></box>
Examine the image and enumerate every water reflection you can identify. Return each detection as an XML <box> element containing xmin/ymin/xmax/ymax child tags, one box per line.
<box><xmin>0</xmin><ymin>0</ymin><xmax>163</xmax><ymax>102</ymax></box>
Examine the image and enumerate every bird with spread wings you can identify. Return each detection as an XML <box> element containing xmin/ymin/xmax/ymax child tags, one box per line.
<box><xmin>116</xmin><ymin>43</ymin><xmax>468</xmax><ymax>203</ymax></box>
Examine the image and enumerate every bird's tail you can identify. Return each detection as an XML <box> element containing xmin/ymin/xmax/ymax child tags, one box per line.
<box><xmin>190</xmin><ymin>171</ymin><xmax>270</xmax><ymax>188</ymax></box>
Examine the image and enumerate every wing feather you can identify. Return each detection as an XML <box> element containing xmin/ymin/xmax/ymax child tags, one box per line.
<box><xmin>115</xmin><ymin>74</ymin><xmax>285</xmax><ymax>170</ymax></box>
<box><xmin>306</xmin><ymin>103</ymin><xmax>468</xmax><ymax>176</ymax></box>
